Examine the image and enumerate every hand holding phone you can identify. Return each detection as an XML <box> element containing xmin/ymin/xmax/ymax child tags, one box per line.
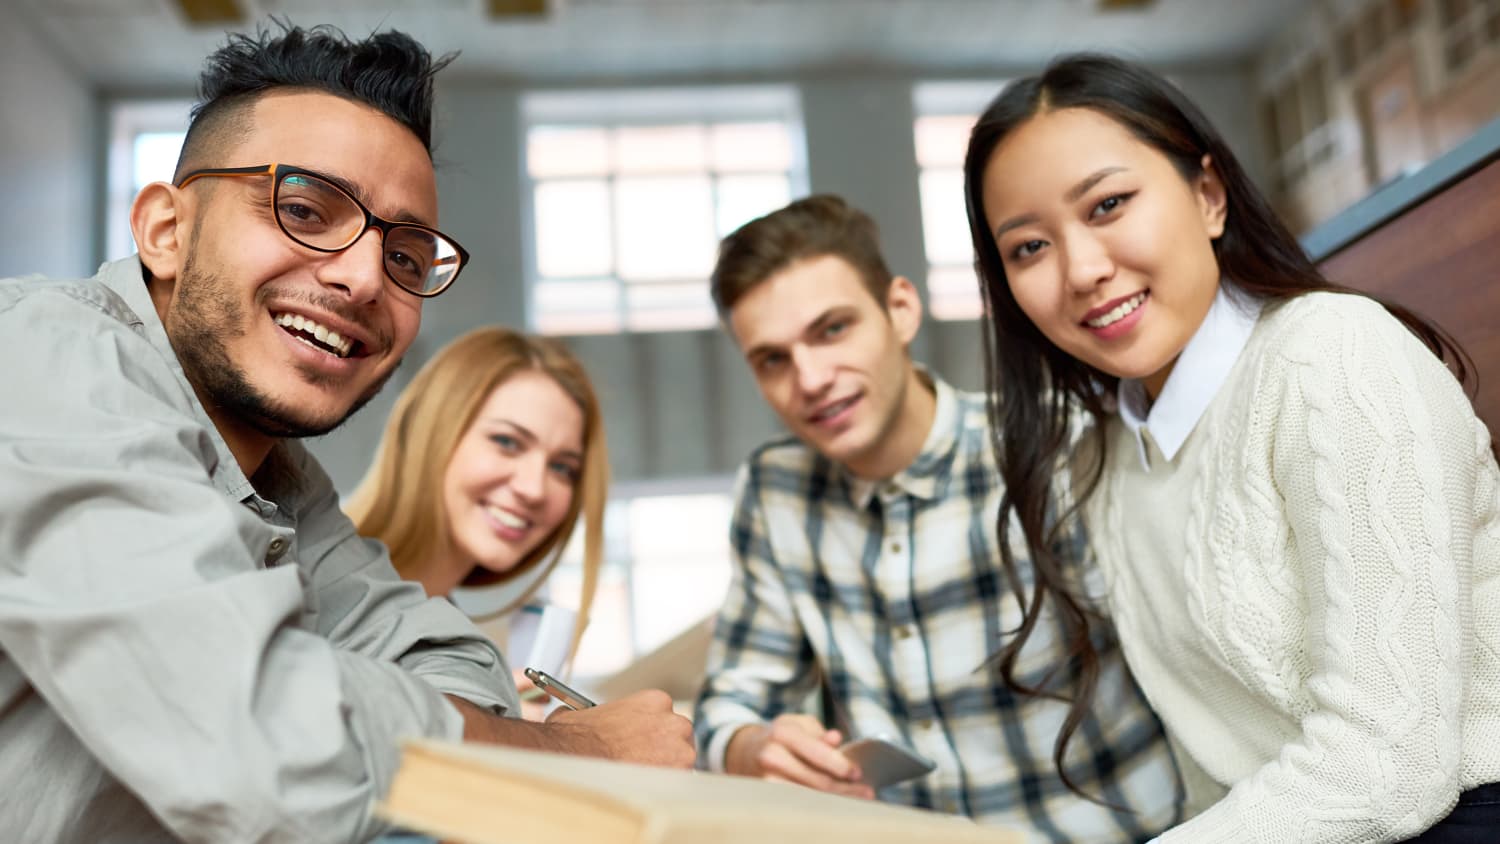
<box><xmin>838</xmin><ymin>735</ymin><xmax>936</xmax><ymax>789</ymax></box>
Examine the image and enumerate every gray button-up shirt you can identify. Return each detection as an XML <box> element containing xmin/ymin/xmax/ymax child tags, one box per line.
<box><xmin>0</xmin><ymin>257</ymin><xmax>519</xmax><ymax>843</ymax></box>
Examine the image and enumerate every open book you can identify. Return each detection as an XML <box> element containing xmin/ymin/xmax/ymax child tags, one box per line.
<box><xmin>376</xmin><ymin>739</ymin><xmax>1024</xmax><ymax>844</ymax></box>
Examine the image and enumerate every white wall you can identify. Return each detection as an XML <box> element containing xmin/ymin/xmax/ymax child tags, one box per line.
<box><xmin>0</xmin><ymin>11</ymin><xmax>96</xmax><ymax>280</ymax></box>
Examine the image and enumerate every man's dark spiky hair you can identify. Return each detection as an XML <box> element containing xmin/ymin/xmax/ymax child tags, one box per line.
<box><xmin>175</xmin><ymin>22</ymin><xmax>456</xmax><ymax>178</ymax></box>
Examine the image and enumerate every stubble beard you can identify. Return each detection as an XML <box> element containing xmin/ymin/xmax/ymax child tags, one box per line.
<box><xmin>167</xmin><ymin>253</ymin><xmax>395</xmax><ymax>439</ymax></box>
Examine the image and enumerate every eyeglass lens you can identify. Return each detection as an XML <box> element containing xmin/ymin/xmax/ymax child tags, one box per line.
<box><xmin>275</xmin><ymin>172</ymin><xmax>460</xmax><ymax>295</ymax></box>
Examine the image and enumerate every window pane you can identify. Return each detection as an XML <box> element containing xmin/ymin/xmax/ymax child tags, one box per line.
<box><xmin>715</xmin><ymin>174</ymin><xmax>791</xmax><ymax>237</ymax></box>
<box><xmin>534</xmin><ymin>180</ymin><xmax>613</xmax><ymax>278</ymax></box>
<box><xmin>914</xmin><ymin>114</ymin><xmax>975</xmax><ymax>168</ymax></box>
<box><xmin>626</xmin><ymin>495</ymin><xmax>733</xmax><ymax>654</ymax></box>
<box><xmin>532</xmin><ymin>279</ymin><xmax>622</xmax><ymax>335</ymax></box>
<box><xmin>927</xmin><ymin>264</ymin><xmax>984</xmax><ymax>322</ymax></box>
<box><xmin>528</xmin><ymin>126</ymin><xmax>611</xmax><ymax>178</ymax></box>
<box><xmin>630</xmin><ymin>558</ymin><xmax>729</xmax><ymax>653</ymax></box>
<box><xmin>522</xmin><ymin>87</ymin><xmax>805</xmax><ymax>336</ymax></box>
<box><xmin>918</xmin><ymin>168</ymin><xmax>971</xmax><ymax>267</ymax></box>
<box><xmin>1448</xmin><ymin>29</ymin><xmax>1476</xmax><ymax>70</ymax></box>
<box><xmin>1302</xmin><ymin>59</ymin><xmax>1328</xmax><ymax>129</ymax></box>
<box><xmin>1361</xmin><ymin>4</ymin><xmax>1388</xmax><ymax>54</ymax></box>
<box><xmin>615</xmin><ymin>176</ymin><xmax>716</xmax><ymax>280</ymax></box>
<box><xmin>615</xmin><ymin>124</ymin><xmax>708</xmax><ymax>174</ymax></box>
<box><xmin>624</xmin><ymin>494</ymin><xmax>731</xmax><ymax>559</ymax></box>
<box><xmin>133</xmin><ymin>132</ymin><xmax>185</xmax><ymax>188</ymax></box>
<box><xmin>1260</xmin><ymin>97</ymin><xmax>1282</xmax><ymax>159</ymax></box>
<box><xmin>1392</xmin><ymin>0</ymin><xmax>1418</xmax><ymax>30</ymax></box>
<box><xmin>623</xmin><ymin>281</ymin><xmax>716</xmax><ymax>332</ymax></box>
<box><xmin>1336</xmin><ymin>26</ymin><xmax>1359</xmax><ymax>75</ymax></box>
<box><xmin>710</xmin><ymin>122</ymin><xmax>793</xmax><ymax>172</ymax></box>
<box><xmin>1276</xmin><ymin>81</ymin><xmax>1304</xmax><ymax>149</ymax></box>
<box><xmin>1438</xmin><ymin>0</ymin><xmax>1468</xmax><ymax>27</ymax></box>
<box><xmin>562</xmin><ymin>567</ymin><xmax>634</xmax><ymax>679</ymax></box>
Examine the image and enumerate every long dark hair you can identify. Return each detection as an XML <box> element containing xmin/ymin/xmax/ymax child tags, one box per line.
<box><xmin>962</xmin><ymin>53</ymin><xmax>1472</xmax><ymax>800</ymax></box>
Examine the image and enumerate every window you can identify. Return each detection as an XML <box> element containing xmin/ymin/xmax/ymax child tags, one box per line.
<box><xmin>911</xmin><ymin>81</ymin><xmax>1006</xmax><ymax>322</ymax></box>
<box><xmin>107</xmin><ymin>101</ymin><xmax>191</xmax><ymax>260</ymax></box>
<box><xmin>522</xmin><ymin>87</ymin><xmax>807</xmax><ymax>335</ymax></box>
<box><xmin>542</xmin><ymin>480</ymin><xmax>736</xmax><ymax>682</ymax></box>
<box><xmin>1437</xmin><ymin>0</ymin><xmax>1500</xmax><ymax>75</ymax></box>
<box><xmin>1261</xmin><ymin>58</ymin><xmax>1337</xmax><ymax>193</ymax></box>
<box><xmin>1332</xmin><ymin>0</ymin><xmax>1420</xmax><ymax>81</ymax></box>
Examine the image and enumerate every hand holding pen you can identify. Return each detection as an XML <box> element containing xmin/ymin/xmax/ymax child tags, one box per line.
<box><xmin>521</xmin><ymin>668</ymin><xmax>697</xmax><ymax>768</ymax></box>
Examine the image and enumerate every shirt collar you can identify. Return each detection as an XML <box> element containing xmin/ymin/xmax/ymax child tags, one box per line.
<box><xmin>1117</xmin><ymin>285</ymin><xmax>1261</xmax><ymax>470</ymax></box>
<box><xmin>846</xmin><ymin>370</ymin><xmax>958</xmax><ymax>510</ymax></box>
<box><xmin>97</xmin><ymin>255</ymin><xmax>262</xmax><ymax>503</ymax></box>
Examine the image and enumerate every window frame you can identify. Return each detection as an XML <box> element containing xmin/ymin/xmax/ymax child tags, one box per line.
<box><xmin>911</xmin><ymin>80</ymin><xmax>1009</xmax><ymax>323</ymax></box>
<box><xmin>519</xmin><ymin>85</ymin><xmax>809</xmax><ymax>336</ymax></box>
<box><xmin>105</xmin><ymin>99</ymin><xmax>193</xmax><ymax>262</ymax></box>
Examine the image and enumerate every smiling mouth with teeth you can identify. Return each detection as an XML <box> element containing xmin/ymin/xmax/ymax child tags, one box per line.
<box><xmin>810</xmin><ymin>396</ymin><xmax>858</xmax><ymax>423</ymax></box>
<box><xmin>484</xmin><ymin>503</ymin><xmax>531</xmax><ymax>531</ymax></box>
<box><xmin>1084</xmin><ymin>291</ymin><xmax>1148</xmax><ymax>329</ymax></box>
<box><xmin>273</xmin><ymin>312</ymin><xmax>357</xmax><ymax>358</ymax></box>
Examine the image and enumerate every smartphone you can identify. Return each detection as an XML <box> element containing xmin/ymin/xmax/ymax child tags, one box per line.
<box><xmin>838</xmin><ymin>735</ymin><xmax>936</xmax><ymax>789</ymax></box>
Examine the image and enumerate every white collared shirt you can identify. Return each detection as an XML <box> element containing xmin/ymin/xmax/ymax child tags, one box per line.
<box><xmin>1116</xmin><ymin>285</ymin><xmax>1262</xmax><ymax>470</ymax></box>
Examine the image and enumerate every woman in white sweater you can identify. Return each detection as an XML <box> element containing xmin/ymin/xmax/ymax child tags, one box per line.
<box><xmin>961</xmin><ymin>54</ymin><xmax>1499</xmax><ymax>842</ymax></box>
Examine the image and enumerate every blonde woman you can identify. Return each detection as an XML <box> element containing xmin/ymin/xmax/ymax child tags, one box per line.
<box><xmin>347</xmin><ymin>327</ymin><xmax>608</xmax><ymax>696</ymax></box>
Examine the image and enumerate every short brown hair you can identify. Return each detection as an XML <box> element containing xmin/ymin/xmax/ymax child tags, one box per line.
<box><xmin>710</xmin><ymin>194</ymin><xmax>894</xmax><ymax>316</ymax></box>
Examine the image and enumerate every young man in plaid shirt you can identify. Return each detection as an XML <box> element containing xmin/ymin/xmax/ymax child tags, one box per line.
<box><xmin>693</xmin><ymin>195</ymin><xmax>1183</xmax><ymax>843</ymax></box>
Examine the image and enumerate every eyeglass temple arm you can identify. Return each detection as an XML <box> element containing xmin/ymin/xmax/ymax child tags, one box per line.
<box><xmin>174</xmin><ymin>163</ymin><xmax>278</xmax><ymax>188</ymax></box>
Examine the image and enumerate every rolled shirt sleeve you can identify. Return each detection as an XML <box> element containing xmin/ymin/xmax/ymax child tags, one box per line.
<box><xmin>0</xmin><ymin>276</ymin><xmax>515</xmax><ymax>842</ymax></box>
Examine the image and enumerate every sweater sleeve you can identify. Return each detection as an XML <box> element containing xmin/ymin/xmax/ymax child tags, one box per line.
<box><xmin>1161</xmin><ymin>294</ymin><xmax>1495</xmax><ymax>843</ymax></box>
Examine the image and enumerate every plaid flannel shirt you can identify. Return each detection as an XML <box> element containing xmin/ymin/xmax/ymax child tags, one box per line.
<box><xmin>694</xmin><ymin>375</ymin><xmax>1183</xmax><ymax>844</ymax></box>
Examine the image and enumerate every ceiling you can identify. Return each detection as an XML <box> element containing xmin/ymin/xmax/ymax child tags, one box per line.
<box><xmin>10</xmin><ymin>0</ymin><xmax>1301</xmax><ymax>91</ymax></box>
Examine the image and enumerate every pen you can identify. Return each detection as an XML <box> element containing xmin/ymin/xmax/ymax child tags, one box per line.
<box><xmin>523</xmin><ymin>667</ymin><xmax>596</xmax><ymax>710</ymax></box>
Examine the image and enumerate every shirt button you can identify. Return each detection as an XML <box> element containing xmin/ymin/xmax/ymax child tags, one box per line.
<box><xmin>266</xmin><ymin>536</ymin><xmax>290</xmax><ymax>564</ymax></box>
<box><xmin>890</xmin><ymin>542</ymin><xmax>902</xmax><ymax>554</ymax></box>
<box><xmin>919</xmin><ymin>719</ymin><xmax>936</xmax><ymax>731</ymax></box>
<box><xmin>883</xmin><ymin>483</ymin><xmax>899</xmax><ymax>496</ymax></box>
<box><xmin>895</xmin><ymin>625</ymin><xmax>915</xmax><ymax>640</ymax></box>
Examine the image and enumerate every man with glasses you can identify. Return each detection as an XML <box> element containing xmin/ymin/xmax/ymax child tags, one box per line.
<box><xmin>0</xmin><ymin>24</ymin><xmax>691</xmax><ymax>843</ymax></box>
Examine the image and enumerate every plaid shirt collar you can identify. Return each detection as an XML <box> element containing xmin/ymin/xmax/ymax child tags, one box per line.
<box><xmin>844</xmin><ymin>370</ymin><xmax>961</xmax><ymax>510</ymax></box>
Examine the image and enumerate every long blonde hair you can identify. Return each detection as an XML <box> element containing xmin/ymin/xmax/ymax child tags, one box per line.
<box><xmin>346</xmin><ymin>327</ymin><xmax>608</xmax><ymax>653</ymax></box>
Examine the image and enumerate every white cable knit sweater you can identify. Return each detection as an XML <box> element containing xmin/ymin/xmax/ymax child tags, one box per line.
<box><xmin>1084</xmin><ymin>291</ymin><xmax>1500</xmax><ymax>843</ymax></box>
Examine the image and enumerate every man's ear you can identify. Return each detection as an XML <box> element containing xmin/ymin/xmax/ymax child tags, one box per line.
<box><xmin>1197</xmin><ymin>154</ymin><xmax>1228</xmax><ymax>240</ymax></box>
<box><xmin>131</xmin><ymin>182</ymin><xmax>190</xmax><ymax>284</ymax></box>
<box><xmin>886</xmin><ymin>275</ymin><xmax>923</xmax><ymax>346</ymax></box>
